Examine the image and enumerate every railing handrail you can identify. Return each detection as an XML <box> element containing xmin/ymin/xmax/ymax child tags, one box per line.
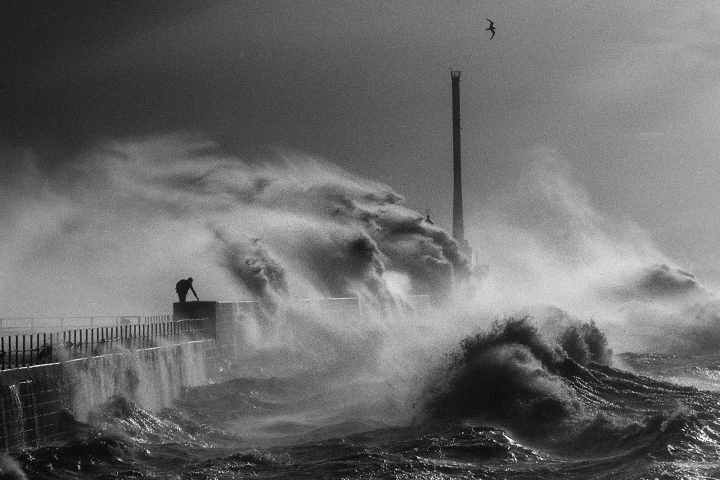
<box><xmin>0</xmin><ymin>314</ymin><xmax>170</xmax><ymax>322</ymax></box>
<box><xmin>0</xmin><ymin>317</ymin><xmax>210</xmax><ymax>371</ymax></box>
<box><xmin>0</xmin><ymin>314</ymin><xmax>173</xmax><ymax>336</ymax></box>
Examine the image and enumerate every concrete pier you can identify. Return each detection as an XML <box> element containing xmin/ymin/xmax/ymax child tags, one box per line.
<box><xmin>0</xmin><ymin>296</ymin><xmax>428</xmax><ymax>451</ymax></box>
<box><xmin>0</xmin><ymin>340</ymin><xmax>213</xmax><ymax>451</ymax></box>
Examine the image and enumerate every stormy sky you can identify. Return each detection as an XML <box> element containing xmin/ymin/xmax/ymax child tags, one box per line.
<box><xmin>3</xmin><ymin>1</ymin><xmax>720</xmax><ymax>313</ymax></box>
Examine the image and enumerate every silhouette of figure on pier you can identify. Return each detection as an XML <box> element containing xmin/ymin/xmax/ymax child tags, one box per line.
<box><xmin>176</xmin><ymin>277</ymin><xmax>199</xmax><ymax>302</ymax></box>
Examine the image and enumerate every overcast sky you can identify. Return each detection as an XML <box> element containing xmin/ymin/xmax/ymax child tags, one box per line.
<box><xmin>4</xmin><ymin>0</ymin><xmax>720</xmax><ymax>301</ymax></box>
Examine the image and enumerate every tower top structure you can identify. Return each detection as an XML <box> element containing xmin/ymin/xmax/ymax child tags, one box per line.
<box><xmin>451</xmin><ymin>71</ymin><xmax>464</xmax><ymax>245</ymax></box>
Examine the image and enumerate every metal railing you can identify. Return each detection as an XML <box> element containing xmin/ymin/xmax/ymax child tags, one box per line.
<box><xmin>0</xmin><ymin>315</ymin><xmax>172</xmax><ymax>336</ymax></box>
<box><xmin>0</xmin><ymin>318</ymin><xmax>209</xmax><ymax>370</ymax></box>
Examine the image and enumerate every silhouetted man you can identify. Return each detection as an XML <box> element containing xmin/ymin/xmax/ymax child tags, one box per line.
<box><xmin>176</xmin><ymin>277</ymin><xmax>199</xmax><ymax>302</ymax></box>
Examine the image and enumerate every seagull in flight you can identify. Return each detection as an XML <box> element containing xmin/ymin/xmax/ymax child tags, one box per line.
<box><xmin>486</xmin><ymin>19</ymin><xmax>496</xmax><ymax>39</ymax></box>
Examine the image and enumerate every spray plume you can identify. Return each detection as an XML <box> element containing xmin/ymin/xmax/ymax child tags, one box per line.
<box><xmin>5</xmin><ymin>137</ymin><xmax>720</xmax><ymax>364</ymax></box>
<box><xmin>468</xmin><ymin>147</ymin><xmax>720</xmax><ymax>355</ymax></box>
<box><xmin>0</xmin><ymin>454</ymin><xmax>27</xmax><ymax>480</ymax></box>
<box><xmin>9</xmin><ymin>136</ymin><xmax>720</xmax><ymax>445</ymax></box>
<box><xmin>0</xmin><ymin>136</ymin><xmax>468</xmax><ymax>318</ymax></box>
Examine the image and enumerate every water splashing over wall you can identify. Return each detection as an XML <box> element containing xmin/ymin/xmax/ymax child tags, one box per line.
<box><xmin>63</xmin><ymin>342</ymin><xmax>209</xmax><ymax>422</ymax></box>
<box><xmin>0</xmin><ymin>340</ymin><xmax>212</xmax><ymax>451</ymax></box>
<box><xmin>6</xmin><ymin>385</ymin><xmax>25</xmax><ymax>449</ymax></box>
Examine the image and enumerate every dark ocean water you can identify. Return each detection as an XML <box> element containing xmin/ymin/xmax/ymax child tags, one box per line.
<box><xmin>6</xmin><ymin>317</ymin><xmax>720</xmax><ymax>480</ymax></box>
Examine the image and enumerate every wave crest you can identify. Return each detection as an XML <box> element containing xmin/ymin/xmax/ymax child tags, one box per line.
<box><xmin>425</xmin><ymin>316</ymin><xmax>613</xmax><ymax>430</ymax></box>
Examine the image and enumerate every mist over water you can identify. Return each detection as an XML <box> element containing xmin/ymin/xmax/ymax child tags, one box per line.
<box><xmin>468</xmin><ymin>147</ymin><xmax>720</xmax><ymax>355</ymax></box>
<box><xmin>0</xmin><ymin>136</ymin><xmax>466</xmax><ymax>318</ymax></box>
<box><xmin>0</xmin><ymin>136</ymin><xmax>476</xmax><ymax>432</ymax></box>
<box><xmin>8</xmin><ymin>138</ymin><xmax>720</xmax><ymax>478</ymax></box>
<box><xmin>4</xmin><ymin>137</ymin><xmax>720</xmax><ymax>366</ymax></box>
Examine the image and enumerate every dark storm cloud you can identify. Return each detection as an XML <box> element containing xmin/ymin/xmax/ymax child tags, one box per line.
<box><xmin>1</xmin><ymin>1</ymin><xmax>427</xmax><ymax>165</ymax></box>
<box><xmin>2</xmin><ymin>2</ymin><xmax>203</xmax><ymax>152</ymax></box>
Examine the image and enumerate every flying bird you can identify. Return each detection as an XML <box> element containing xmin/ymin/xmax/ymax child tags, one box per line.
<box><xmin>486</xmin><ymin>19</ymin><xmax>496</xmax><ymax>39</ymax></box>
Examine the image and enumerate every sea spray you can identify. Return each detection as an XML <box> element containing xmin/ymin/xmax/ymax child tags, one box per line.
<box><xmin>0</xmin><ymin>454</ymin><xmax>27</xmax><ymax>480</ymax></box>
<box><xmin>6</xmin><ymin>139</ymin><xmax>720</xmax><ymax>362</ymax></box>
<box><xmin>0</xmin><ymin>139</ymin><xmax>471</xmax><ymax>318</ymax></box>
<box><xmin>424</xmin><ymin>316</ymin><xmax>614</xmax><ymax>433</ymax></box>
<box><xmin>0</xmin><ymin>139</ymin><xmax>475</xmax><ymax>418</ymax></box>
<box><xmin>212</xmin><ymin>230</ymin><xmax>288</xmax><ymax>312</ymax></box>
<box><xmin>211</xmin><ymin>297</ymin><xmax>388</xmax><ymax>380</ymax></box>
<box><xmin>461</xmin><ymin>149</ymin><xmax>720</xmax><ymax>359</ymax></box>
<box><xmin>62</xmin><ymin>342</ymin><xmax>208</xmax><ymax>422</ymax></box>
<box><xmin>599</xmin><ymin>263</ymin><xmax>720</xmax><ymax>355</ymax></box>
<box><xmin>559</xmin><ymin>320</ymin><xmax>612</xmax><ymax>365</ymax></box>
<box><xmin>5</xmin><ymin>386</ymin><xmax>25</xmax><ymax>450</ymax></box>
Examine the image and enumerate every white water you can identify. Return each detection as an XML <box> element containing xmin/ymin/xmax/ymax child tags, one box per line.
<box><xmin>62</xmin><ymin>341</ymin><xmax>210</xmax><ymax>421</ymax></box>
<box><xmin>6</xmin><ymin>385</ymin><xmax>25</xmax><ymax>449</ymax></box>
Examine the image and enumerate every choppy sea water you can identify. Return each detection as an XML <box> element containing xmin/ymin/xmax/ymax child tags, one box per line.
<box><xmin>6</xmin><ymin>317</ymin><xmax>720</xmax><ymax>480</ymax></box>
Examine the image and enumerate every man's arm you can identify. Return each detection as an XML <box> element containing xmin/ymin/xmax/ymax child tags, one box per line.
<box><xmin>190</xmin><ymin>285</ymin><xmax>199</xmax><ymax>300</ymax></box>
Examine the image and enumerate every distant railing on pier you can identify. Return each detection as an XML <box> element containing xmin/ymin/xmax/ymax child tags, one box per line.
<box><xmin>0</xmin><ymin>318</ymin><xmax>209</xmax><ymax>371</ymax></box>
<box><xmin>0</xmin><ymin>315</ymin><xmax>172</xmax><ymax>336</ymax></box>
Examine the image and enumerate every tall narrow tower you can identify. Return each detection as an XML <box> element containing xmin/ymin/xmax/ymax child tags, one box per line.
<box><xmin>451</xmin><ymin>71</ymin><xmax>464</xmax><ymax>245</ymax></box>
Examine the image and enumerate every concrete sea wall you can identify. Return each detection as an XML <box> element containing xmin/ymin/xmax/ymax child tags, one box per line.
<box><xmin>0</xmin><ymin>296</ymin><xmax>428</xmax><ymax>451</ymax></box>
<box><xmin>0</xmin><ymin>339</ymin><xmax>214</xmax><ymax>451</ymax></box>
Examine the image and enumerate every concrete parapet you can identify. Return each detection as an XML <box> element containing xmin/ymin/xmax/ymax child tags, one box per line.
<box><xmin>173</xmin><ymin>301</ymin><xmax>217</xmax><ymax>321</ymax></box>
<box><xmin>173</xmin><ymin>301</ymin><xmax>218</xmax><ymax>337</ymax></box>
<box><xmin>0</xmin><ymin>296</ymin><xmax>391</xmax><ymax>451</ymax></box>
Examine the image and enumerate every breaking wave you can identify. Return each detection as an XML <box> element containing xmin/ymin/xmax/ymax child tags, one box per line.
<box><xmin>424</xmin><ymin>316</ymin><xmax>611</xmax><ymax>429</ymax></box>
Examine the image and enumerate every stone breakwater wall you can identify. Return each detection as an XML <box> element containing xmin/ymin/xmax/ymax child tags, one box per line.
<box><xmin>0</xmin><ymin>296</ymin><xmax>429</xmax><ymax>452</ymax></box>
<box><xmin>0</xmin><ymin>340</ymin><xmax>215</xmax><ymax>452</ymax></box>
